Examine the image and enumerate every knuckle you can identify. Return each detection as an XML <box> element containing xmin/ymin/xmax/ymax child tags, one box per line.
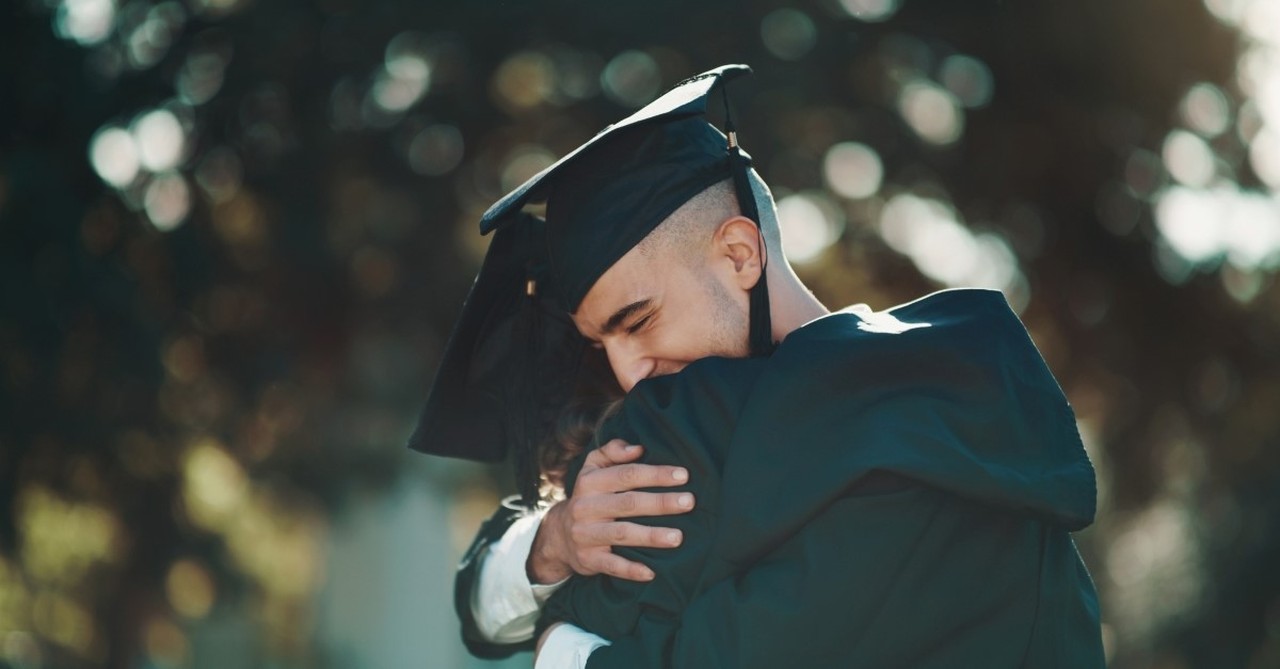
<box><xmin>576</xmin><ymin>468</ymin><xmax>599</xmax><ymax>490</ymax></box>
<box><xmin>637</xmin><ymin>493</ymin><xmax>662</xmax><ymax>515</ymax></box>
<box><xmin>604</xmin><ymin>557</ymin><xmax>629</xmax><ymax>579</ymax></box>
<box><xmin>617</xmin><ymin>492</ymin><xmax>637</xmax><ymax>514</ymax></box>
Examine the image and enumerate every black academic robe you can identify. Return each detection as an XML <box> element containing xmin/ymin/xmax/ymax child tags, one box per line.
<box><xmin>455</xmin><ymin>288</ymin><xmax>1104</xmax><ymax>666</ymax></box>
<box><xmin>543</xmin><ymin>288</ymin><xmax>1105</xmax><ymax>668</ymax></box>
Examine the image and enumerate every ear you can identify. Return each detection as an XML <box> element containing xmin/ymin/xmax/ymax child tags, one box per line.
<box><xmin>713</xmin><ymin>216</ymin><xmax>765</xmax><ymax>290</ymax></box>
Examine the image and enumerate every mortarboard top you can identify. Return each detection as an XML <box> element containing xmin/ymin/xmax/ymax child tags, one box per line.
<box><xmin>409</xmin><ymin>64</ymin><xmax>770</xmax><ymax>504</ymax></box>
<box><xmin>481</xmin><ymin>63</ymin><xmax>756</xmax><ymax>310</ymax></box>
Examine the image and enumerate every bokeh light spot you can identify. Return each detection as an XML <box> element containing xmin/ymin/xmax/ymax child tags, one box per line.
<box><xmin>407</xmin><ymin>124</ymin><xmax>464</xmax><ymax>176</ymax></box>
<box><xmin>1203</xmin><ymin>0</ymin><xmax>1248</xmax><ymax>25</ymax></box>
<box><xmin>939</xmin><ymin>54</ymin><xmax>995</xmax><ymax>109</ymax></box>
<box><xmin>54</xmin><ymin>0</ymin><xmax>115</xmax><ymax>46</ymax></box>
<box><xmin>1249</xmin><ymin>128</ymin><xmax>1280</xmax><ymax>188</ymax></box>
<box><xmin>194</xmin><ymin>146</ymin><xmax>243</xmax><ymax>203</ymax></box>
<box><xmin>1180</xmin><ymin>82</ymin><xmax>1232</xmax><ymax>137</ymax></box>
<box><xmin>492</xmin><ymin>50</ymin><xmax>555</xmax><ymax>111</ymax></box>
<box><xmin>1154</xmin><ymin>185</ymin><xmax>1280</xmax><ymax>271</ymax></box>
<box><xmin>181</xmin><ymin>438</ymin><xmax>248</xmax><ymax>532</ymax></box>
<box><xmin>1163</xmin><ymin>129</ymin><xmax>1217</xmax><ymax>187</ymax></box>
<box><xmin>838</xmin><ymin>0</ymin><xmax>902</xmax><ymax>22</ymax></box>
<box><xmin>1154</xmin><ymin>186</ymin><xmax>1224</xmax><ymax>264</ymax></box>
<box><xmin>878</xmin><ymin>193</ymin><xmax>1024</xmax><ymax>297</ymax></box>
<box><xmin>823</xmin><ymin>142</ymin><xmax>883</xmax><ymax>199</ymax></box>
<box><xmin>144</xmin><ymin>172</ymin><xmax>191</xmax><ymax>231</ymax></box>
<box><xmin>192</xmin><ymin>0</ymin><xmax>243</xmax><ymax>17</ymax></box>
<box><xmin>89</xmin><ymin>127</ymin><xmax>140</xmax><ymax>189</ymax></box>
<box><xmin>372</xmin><ymin>33</ymin><xmax>433</xmax><ymax>114</ymax></box>
<box><xmin>1124</xmin><ymin>149</ymin><xmax>1167</xmax><ymax>198</ymax></box>
<box><xmin>17</xmin><ymin>485</ymin><xmax>122</xmax><ymax>588</ymax></box>
<box><xmin>550</xmin><ymin>47</ymin><xmax>604</xmax><ymax>101</ymax></box>
<box><xmin>898</xmin><ymin>80</ymin><xmax>964</xmax><ymax>146</ymax></box>
<box><xmin>132</xmin><ymin>109</ymin><xmax>186</xmax><ymax>172</ymax></box>
<box><xmin>777</xmin><ymin>191</ymin><xmax>845</xmax><ymax>264</ymax></box>
<box><xmin>126</xmin><ymin>2</ymin><xmax>187</xmax><ymax>71</ymax></box>
<box><xmin>223</xmin><ymin>489</ymin><xmax>326</xmax><ymax>599</ymax></box>
<box><xmin>601</xmin><ymin>50</ymin><xmax>661</xmax><ymax>108</ymax></box>
<box><xmin>32</xmin><ymin>592</ymin><xmax>95</xmax><ymax>657</ymax></box>
<box><xmin>176</xmin><ymin>50</ymin><xmax>229</xmax><ymax>105</ymax></box>
<box><xmin>166</xmin><ymin>559</ymin><xmax>216</xmax><ymax>619</ymax></box>
<box><xmin>163</xmin><ymin>335</ymin><xmax>206</xmax><ymax>383</ymax></box>
<box><xmin>761</xmin><ymin>9</ymin><xmax>817</xmax><ymax>62</ymax></box>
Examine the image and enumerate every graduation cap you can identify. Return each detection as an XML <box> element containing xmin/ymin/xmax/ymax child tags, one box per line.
<box><xmin>409</xmin><ymin>64</ymin><xmax>772</xmax><ymax>505</ymax></box>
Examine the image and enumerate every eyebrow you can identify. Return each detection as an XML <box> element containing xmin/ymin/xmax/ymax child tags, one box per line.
<box><xmin>599</xmin><ymin>299</ymin><xmax>653</xmax><ymax>337</ymax></box>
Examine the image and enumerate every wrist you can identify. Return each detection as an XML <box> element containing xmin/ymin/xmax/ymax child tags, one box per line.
<box><xmin>527</xmin><ymin>506</ymin><xmax>573</xmax><ymax>585</ymax></box>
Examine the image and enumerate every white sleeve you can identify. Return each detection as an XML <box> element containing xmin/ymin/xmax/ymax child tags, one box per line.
<box><xmin>535</xmin><ymin>624</ymin><xmax>611</xmax><ymax>669</ymax></box>
<box><xmin>471</xmin><ymin>510</ymin><xmax>569</xmax><ymax>643</ymax></box>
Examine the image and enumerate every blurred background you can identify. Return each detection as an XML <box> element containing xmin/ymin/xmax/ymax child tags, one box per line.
<box><xmin>1</xmin><ymin>0</ymin><xmax>1278</xmax><ymax>667</ymax></box>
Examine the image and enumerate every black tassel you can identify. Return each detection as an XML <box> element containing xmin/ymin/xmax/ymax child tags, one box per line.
<box><xmin>515</xmin><ymin>271</ymin><xmax>543</xmax><ymax>508</ymax></box>
<box><xmin>722</xmin><ymin>83</ymin><xmax>775</xmax><ymax>357</ymax></box>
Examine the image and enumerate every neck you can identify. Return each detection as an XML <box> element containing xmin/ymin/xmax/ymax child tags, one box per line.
<box><xmin>766</xmin><ymin>265</ymin><xmax>829</xmax><ymax>342</ymax></box>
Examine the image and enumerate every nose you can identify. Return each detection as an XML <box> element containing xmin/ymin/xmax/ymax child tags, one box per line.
<box><xmin>604</xmin><ymin>343</ymin><xmax>656</xmax><ymax>393</ymax></box>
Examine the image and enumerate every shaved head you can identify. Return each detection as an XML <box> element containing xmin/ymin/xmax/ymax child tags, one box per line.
<box><xmin>637</xmin><ymin>171</ymin><xmax>783</xmax><ymax>264</ymax></box>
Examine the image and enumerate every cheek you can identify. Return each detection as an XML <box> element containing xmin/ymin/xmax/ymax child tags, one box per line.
<box><xmin>663</xmin><ymin>293</ymin><xmax>738</xmax><ymax>358</ymax></box>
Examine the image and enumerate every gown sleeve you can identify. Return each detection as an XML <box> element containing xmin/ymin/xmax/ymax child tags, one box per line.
<box><xmin>454</xmin><ymin>499</ymin><xmax>538</xmax><ymax>658</ymax></box>
<box><xmin>539</xmin><ymin>357</ymin><xmax>758</xmax><ymax>641</ymax></box>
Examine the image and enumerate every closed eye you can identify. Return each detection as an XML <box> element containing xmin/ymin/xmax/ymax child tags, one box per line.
<box><xmin>626</xmin><ymin>313</ymin><xmax>653</xmax><ymax>335</ymax></box>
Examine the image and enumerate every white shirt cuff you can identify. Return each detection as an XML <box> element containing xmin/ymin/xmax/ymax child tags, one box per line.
<box><xmin>536</xmin><ymin>623</ymin><xmax>610</xmax><ymax>669</ymax></box>
<box><xmin>472</xmin><ymin>510</ymin><xmax>569</xmax><ymax>643</ymax></box>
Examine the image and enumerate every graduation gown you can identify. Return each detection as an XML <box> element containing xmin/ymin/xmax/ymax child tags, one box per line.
<box><xmin>538</xmin><ymin>288</ymin><xmax>1104</xmax><ymax>668</ymax></box>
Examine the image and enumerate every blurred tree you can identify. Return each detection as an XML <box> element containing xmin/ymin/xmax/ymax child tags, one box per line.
<box><xmin>1</xmin><ymin>0</ymin><xmax>1278</xmax><ymax>667</ymax></box>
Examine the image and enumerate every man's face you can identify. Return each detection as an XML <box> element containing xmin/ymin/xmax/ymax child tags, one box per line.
<box><xmin>572</xmin><ymin>240</ymin><xmax>751</xmax><ymax>392</ymax></box>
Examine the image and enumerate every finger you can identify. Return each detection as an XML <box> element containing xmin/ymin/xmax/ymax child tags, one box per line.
<box><xmin>579</xmin><ymin>490</ymin><xmax>695</xmax><ymax>521</ymax></box>
<box><xmin>567</xmin><ymin>491</ymin><xmax>693</xmax><ymax>527</ymax></box>
<box><xmin>583</xmin><ymin>462</ymin><xmax>689</xmax><ymax>494</ymax></box>
<box><xmin>581</xmin><ymin>438</ymin><xmax>644</xmax><ymax>474</ymax></box>
<box><xmin>578</xmin><ymin>520</ymin><xmax>683</xmax><ymax>549</ymax></box>
<box><xmin>586</xmin><ymin>551</ymin><xmax>655</xmax><ymax>582</ymax></box>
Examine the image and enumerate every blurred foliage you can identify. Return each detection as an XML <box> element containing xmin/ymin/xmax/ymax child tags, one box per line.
<box><xmin>2</xmin><ymin>0</ymin><xmax>1279</xmax><ymax>667</ymax></box>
